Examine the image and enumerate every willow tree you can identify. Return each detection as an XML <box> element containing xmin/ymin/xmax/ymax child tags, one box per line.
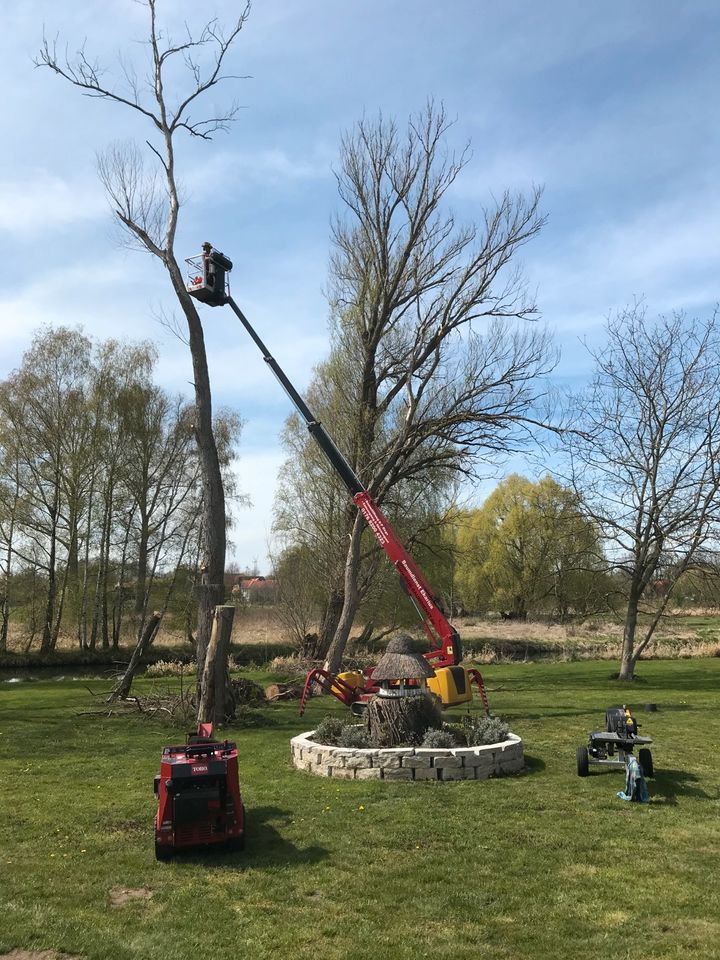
<box><xmin>36</xmin><ymin>1</ymin><xmax>251</xmax><ymax>677</ymax></box>
<box><xmin>455</xmin><ymin>474</ymin><xmax>607</xmax><ymax>619</ymax></box>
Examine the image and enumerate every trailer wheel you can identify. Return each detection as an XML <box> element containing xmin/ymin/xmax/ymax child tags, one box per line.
<box><xmin>576</xmin><ymin>745</ymin><xmax>590</xmax><ymax>777</ymax></box>
<box><xmin>639</xmin><ymin>748</ymin><xmax>654</xmax><ymax>778</ymax></box>
<box><xmin>605</xmin><ymin>708</ymin><xmax>624</xmax><ymax>733</ymax></box>
<box><xmin>155</xmin><ymin>841</ymin><xmax>173</xmax><ymax>861</ymax></box>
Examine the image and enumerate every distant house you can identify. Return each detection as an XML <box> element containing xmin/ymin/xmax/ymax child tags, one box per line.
<box><xmin>228</xmin><ymin>574</ymin><xmax>278</xmax><ymax>605</ymax></box>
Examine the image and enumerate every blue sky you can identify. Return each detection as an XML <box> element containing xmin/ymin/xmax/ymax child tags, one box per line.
<box><xmin>1</xmin><ymin>1</ymin><xmax>718</xmax><ymax>570</ymax></box>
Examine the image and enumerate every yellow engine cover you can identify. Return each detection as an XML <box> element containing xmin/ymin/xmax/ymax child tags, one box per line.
<box><xmin>332</xmin><ymin>670</ymin><xmax>365</xmax><ymax>697</ymax></box>
<box><xmin>427</xmin><ymin>666</ymin><xmax>473</xmax><ymax>707</ymax></box>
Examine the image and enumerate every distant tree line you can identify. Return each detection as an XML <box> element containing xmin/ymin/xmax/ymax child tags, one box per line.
<box><xmin>0</xmin><ymin>326</ymin><xmax>240</xmax><ymax>654</ymax></box>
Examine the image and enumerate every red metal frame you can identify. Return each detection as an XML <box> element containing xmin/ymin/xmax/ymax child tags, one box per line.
<box><xmin>299</xmin><ymin>667</ymin><xmax>379</xmax><ymax>717</ymax></box>
<box><xmin>353</xmin><ymin>492</ymin><xmax>460</xmax><ymax>667</ymax></box>
<box><xmin>299</xmin><ymin>492</ymin><xmax>476</xmax><ymax>717</ymax></box>
<box><xmin>467</xmin><ymin>668</ymin><xmax>490</xmax><ymax>715</ymax></box>
<box><xmin>300</xmin><ymin>663</ymin><xmax>490</xmax><ymax>717</ymax></box>
<box><xmin>298</xmin><ymin>494</ymin><xmax>490</xmax><ymax>716</ymax></box>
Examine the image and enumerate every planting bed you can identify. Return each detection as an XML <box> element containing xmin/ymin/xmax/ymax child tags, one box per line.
<box><xmin>291</xmin><ymin>730</ymin><xmax>524</xmax><ymax>780</ymax></box>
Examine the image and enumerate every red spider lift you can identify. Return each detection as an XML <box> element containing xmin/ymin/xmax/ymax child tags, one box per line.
<box><xmin>185</xmin><ymin>244</ymin><xmax>489</xmax><ymax>718</ymax></box>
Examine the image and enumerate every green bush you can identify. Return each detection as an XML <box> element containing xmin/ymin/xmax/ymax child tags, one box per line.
<box><xmin>421</xmin><ymin>728</ymin><xmax>457</xmax><ymax>749</ymax></box>
<box><xmin>312</xmin><ymin>715</ymin><xmax>345</xmax><ymax>744</ymax></box>
<box><xmin>419</xmin><ymin>717</ymin><xmax>510</xmax><ymax>749</ymax></box>
<box><xmin>440</xmin><ymin>722</ymin><xmax>468</xmax><ymax>746</ymax></box>
<box><xmin>337</xmin><ymin>724</ymin><xmax>371</xmax><ymax>749</ymax></box>
<box><xmin>462</xmin><ymin>714</ymin><xmax>510</xmax><ymax>746</ymax></box>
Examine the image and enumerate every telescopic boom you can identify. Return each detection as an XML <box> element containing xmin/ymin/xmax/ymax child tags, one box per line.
<box><xmin>185</xmin><ymin>244</ymin><xmax>461</xmax><ymax>667</ymax></box>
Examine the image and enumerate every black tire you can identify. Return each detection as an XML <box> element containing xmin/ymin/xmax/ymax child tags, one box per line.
<box><xmin>639</xmin><ymin>748</ymin><xmax>654</xmax><ymax>778</ymax></box>
<box><xmin>576</xmin><ymin>745</ymin><xmax>590</xmax><ymax>777</ymax></box>
<box><xmin>605</xmin><ymin>708</ymin><xmax>624</xmax><ymax>733</ymax></box>
<box><xmin>155</xmin><ymin>841</ymin><xmax>173</xmax><ymax>861</ymax></box>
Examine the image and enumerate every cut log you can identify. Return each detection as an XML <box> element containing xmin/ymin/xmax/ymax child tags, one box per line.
<box><xmin>197</xmin><ymin>604</ymin><xmax>235</xmax><ymax>726</ymax></box>
<box><xmin>264</xmin><ymin>682</ymin><xmax>303</xmax><ymax>702</ymax></box>
<box><xmin>107</xmin><ymin>611</ymin><xmax>162</xmax><ymax>702</ymax></box>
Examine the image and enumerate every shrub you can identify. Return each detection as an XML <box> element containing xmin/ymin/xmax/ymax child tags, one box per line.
<box><xmin>421</xmin><ymin>728</ymin><xmax>457</xmax><ymax>749</ymax></box>
<box><xmin>441</xmin><ymin>722</ymin><xmax>468</xmax><ymax>746</ymax></box>
<box><xmin>312</xmin><ymin>715</ymin><xmax>345</xmax><ymax>745</ymax></box>
<box><xmin>268</xmin><ymin>655</ymin><xmax>317</xmax><ymax>680</ymax></box>
<box><xmin>462</xmin><ymin>715</ymin><xmax>510</xmax><ymax>746</ymax></box>
<box><xmin>337</xmin><ymin>724</ymin><xmax>371</xmax><ymax>749</ymax></box>
<box><xmin>146</xmin><ymin>656</ymin><xmax>243</xmax><ymax>678</ymax></box>
<box><xmin>230</xmin><ymin>676</ymin><xmax>266</xmax><ymax>705</ymax></box>
<box><xmin>145</xmin><ymin>659</ymin><xmax>196</xmax><ymax>678</ymax></box>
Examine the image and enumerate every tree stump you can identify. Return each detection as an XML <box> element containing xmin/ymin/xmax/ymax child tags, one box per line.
<box><xmin>365</xmin><ymin>693</ymin><xmax>442</xmax><ymax>747</ymax></box>
<box><xmin>197</xmin><ymin>604</ymin><xmax>235</xmax><ymax>726</ymax></box>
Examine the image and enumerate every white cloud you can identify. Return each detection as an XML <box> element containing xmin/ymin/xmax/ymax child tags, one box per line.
<box><xmin>0</xmin><ymin>170</ymin><xmax>107</xmax><ymax>236</ymax></box>
<box><xmin>227</xmin><ymin>450</ymin><xmax>286</xmax><ymax>570</ymax></box>
<box><xmin>532</xmin><ymin>191</ymin><xmax>720</xmax><ymax>331</ymax></box>
<box><xmin>0</xmin><ymin>251</ymin><xmax>174</xmax><ymax>367</ymax></box>
<box><xmin>180</xmin><ymin>144</ymin><xmax>333</xmax><ymax>202</ymax></box>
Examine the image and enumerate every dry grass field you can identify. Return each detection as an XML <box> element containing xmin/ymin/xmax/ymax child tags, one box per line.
<box><xmin>5</xmin><ymin>606</ymin><xmax>720</xmax><ymax>663</ymax></box>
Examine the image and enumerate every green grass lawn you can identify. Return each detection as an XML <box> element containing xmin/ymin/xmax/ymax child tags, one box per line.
<box><xmin>1</xmin><ymin>659</ymin><xmax>719</xmax><ymax>960</ymax></box>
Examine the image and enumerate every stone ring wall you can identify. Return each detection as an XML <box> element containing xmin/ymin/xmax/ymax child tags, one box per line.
<box><xmin>290</xmin><ymin>731</ymin><xmax>524</xmax><ymax>780</ymax></box>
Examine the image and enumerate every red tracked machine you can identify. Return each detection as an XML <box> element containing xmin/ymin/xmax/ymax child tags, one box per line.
<box><xmin>153</xmin><ymin>723</ymin><xmax>245</xmax><ymax>860</ymax></box>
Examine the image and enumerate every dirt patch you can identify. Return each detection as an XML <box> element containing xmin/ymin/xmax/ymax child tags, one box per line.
<box><xmin>107</xmin><ymin>819</ymin><xmax>145</xmax><ymax>834</ymax></box>
<box><xmin>107</xmin><ymin>887</ymin><xmax>154</xmax><ymax>908</ymax></box>
<box><xmin>0</xmin><ymin>952</ymin><xmax>83</xmax><ymax>960</ymax></box>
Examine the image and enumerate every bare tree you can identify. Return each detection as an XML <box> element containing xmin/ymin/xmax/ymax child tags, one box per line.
<box><xmin>36</xmin><ymin>0</ymin><xmax>251</xmax><ymax>684</ymax></box>
<box><xmin>87</xmin><ymin>339</ymin><xmax>157</xmax><ymax>649</ymax></box>
<box><xmin>272</xmin><ymin>366</ymin><xmax>358</xmax><ymax>652</ymax></box>
<box><xmin>0</xmin><ymin>436</ymin><xmax>22</xmax><ymax>651</ymax></box>
<box><xmin>301</xmin><ymin>103</ymin><xmax>554</xmax><ymax>675</ymax></box>
<box><xmin>563</xmin><ymin>305</ymin><xmax>720</xmax><ymax>680</ymax></box>
<box><xmin>0</xmin><ymin>328</ymin><xmax>93</xmax><ymax>652</ymax></box>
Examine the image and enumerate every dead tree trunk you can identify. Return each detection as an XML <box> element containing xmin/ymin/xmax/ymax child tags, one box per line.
<box><xmin>197</xmin><ymin>604</ymin><xmax>235</xmax><ymax>727</ymax></box>
<box><xmin>108</xmin><ymin>610</ymin><xmax>162</xmax><ymax>702</ymax></box>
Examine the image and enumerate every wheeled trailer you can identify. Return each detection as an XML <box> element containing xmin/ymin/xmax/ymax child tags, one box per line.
<box><xmin>576</xmin><ymin>706</ymin><xmax>654</xmax><ymax>778</ymax></box>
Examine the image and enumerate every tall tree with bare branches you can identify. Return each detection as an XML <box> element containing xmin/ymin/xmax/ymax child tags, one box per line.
<box><xmin>563</xmin><ymin>305</ymin><xmax>720</xmax><ymax>680</ymax></box>
<box><xmin>277</xmin><ymin>103</ymin><xmax>554</xmax><ymax>675</ymax></box>
<box><xmin>36</xmin><ymin>1</ymin><xmax>251</xmax><ymax>679</ymax></box>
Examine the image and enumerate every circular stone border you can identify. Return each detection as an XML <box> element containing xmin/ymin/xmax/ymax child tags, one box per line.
<box><xmin>291</xmin><ymin>730</ymin><xmax>524</xmax><ymax>780</ymax></box>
